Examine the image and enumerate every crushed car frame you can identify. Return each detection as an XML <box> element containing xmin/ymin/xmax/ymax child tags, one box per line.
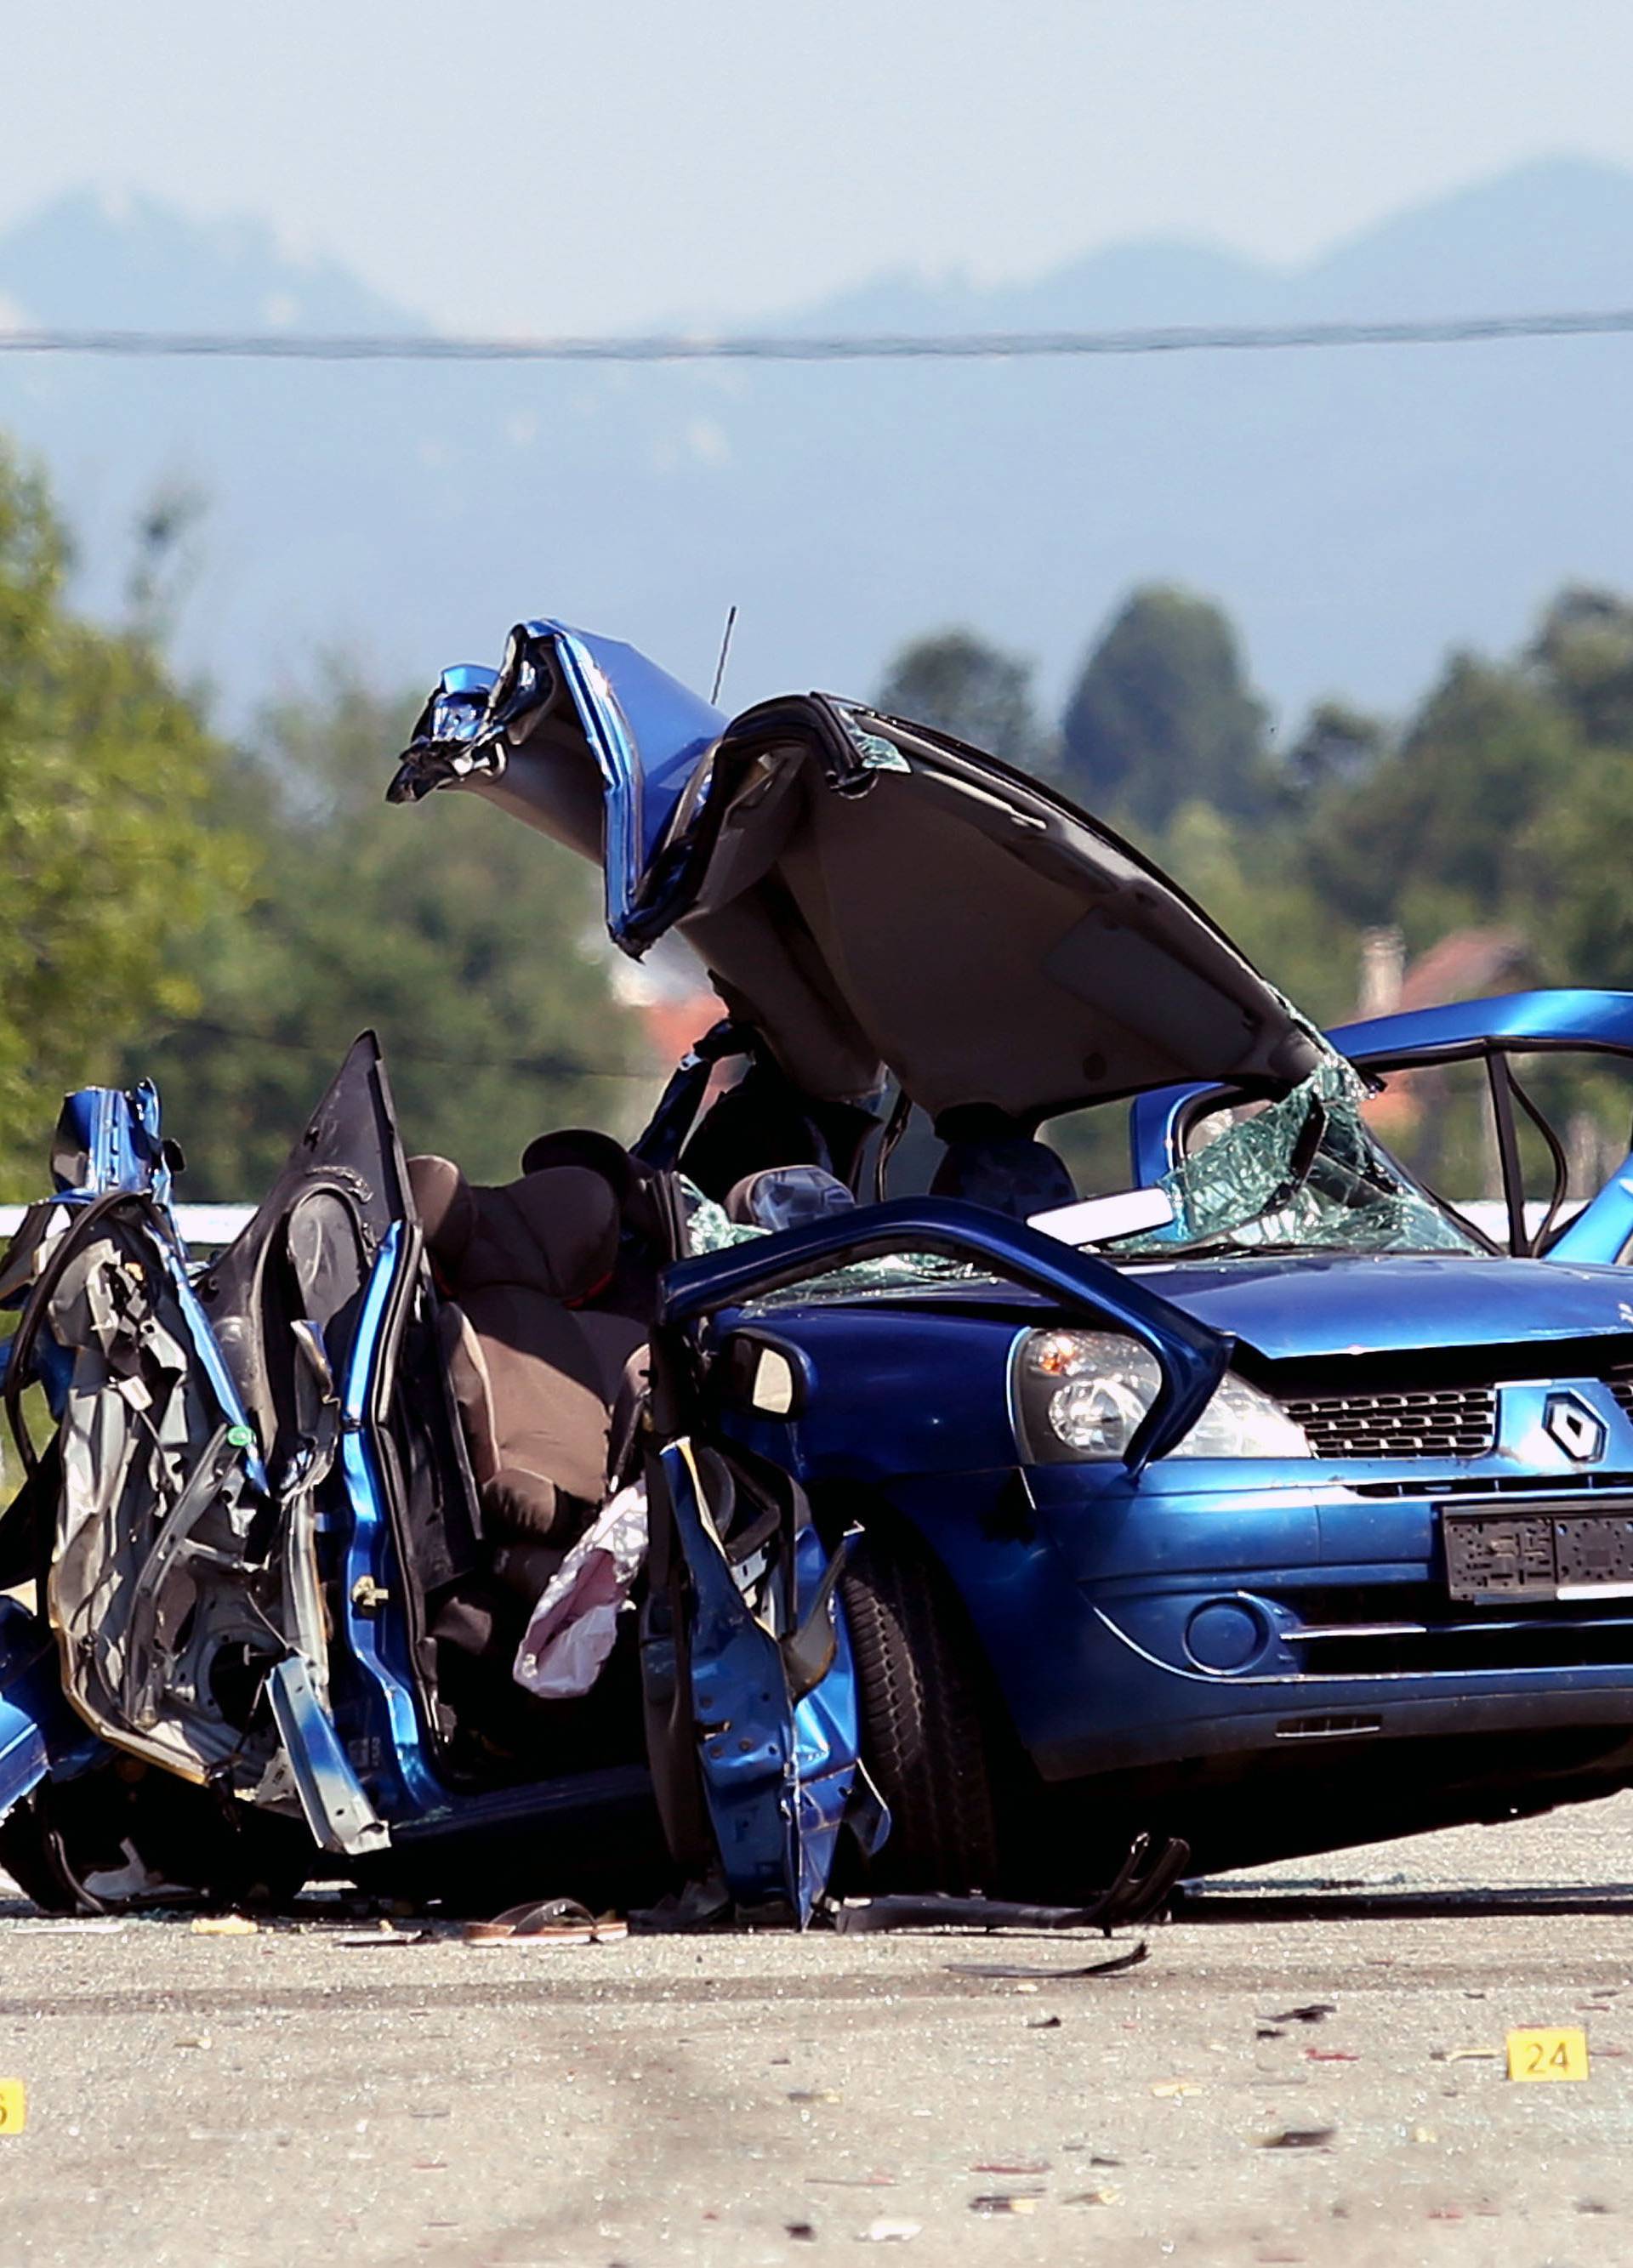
<box><xmin>9</xmin><ymin>617</ymin><xmax>1633</xmax><ymax>1920</ymax></box>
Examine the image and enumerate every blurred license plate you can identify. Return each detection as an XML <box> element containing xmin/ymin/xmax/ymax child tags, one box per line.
<box><xmin>1442</xmin><ymin>1503</ymin><xmax>1633</xmax><ymax>1603</ymax></box>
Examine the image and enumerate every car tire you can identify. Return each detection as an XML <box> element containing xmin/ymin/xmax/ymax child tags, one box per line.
<box><xmin>839</xmin><ymin>1525</ymin><xmax>1002</xmax><ymax>1893</ymax></box>
<box><xmin>0</xmin><ymin>1769</ymin><xmax>312</xmax><ymax>1915</ymax></box>
<box><xmin>0</xmin><ymin>1794</ymin><xmax>83</xmax><ymax>1913</ymax></box>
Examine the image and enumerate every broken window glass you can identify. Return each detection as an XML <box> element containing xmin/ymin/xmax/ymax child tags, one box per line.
<box><xmin>680</xmin><ymin>1178</ymin><xmax>984</xmax><ymax>1303</ymax></box>
<box><xmin>1109</xmin><ymin>1059</ymin><xmax>1484</xmax><ymax>1260</ymax></box>
<box><xmin>682</xmin><ymin>1053</ymin><xmax>1481</xmax><ymax>1305</ymax></box>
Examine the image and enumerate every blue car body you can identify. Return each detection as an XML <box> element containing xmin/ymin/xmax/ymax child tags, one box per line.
<box><xmin>0</xmin><ymin>1049</ymin><xmax>870</xmax><ymax>1918</ymax></box>
<box><xmin>11</xmin><ymin>621</ymin><xmax>1633</xmax><ymax>1913</ymax></box>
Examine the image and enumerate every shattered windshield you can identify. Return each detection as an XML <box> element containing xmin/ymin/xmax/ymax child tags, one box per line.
<box><xmin>1107</xmin><ymin>1057</ymin><xmax>1485</xmax><ymax>1261</ymax></box>
<box><xmin>682</xmin><ymin>1179</ymin><xmax>982</xmax><ymax>1303</ymax></box>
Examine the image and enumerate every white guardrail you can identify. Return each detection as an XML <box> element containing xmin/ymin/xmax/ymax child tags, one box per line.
<box><xmin>0</xmin><ymin>1199</ymin><xmax>1582</xmax><ymax>1253</ymax></box>
<box><xmin>0</xmin><ymin>1203</ymin><xmax>255</xmax><ymax>1248</ymax></box>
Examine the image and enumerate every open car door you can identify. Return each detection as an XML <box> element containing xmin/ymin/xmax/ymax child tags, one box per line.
<box><xmin>0</xmin><ymin>1037</ymin><xmax>477</xmax><ymax>1871</ymax></box>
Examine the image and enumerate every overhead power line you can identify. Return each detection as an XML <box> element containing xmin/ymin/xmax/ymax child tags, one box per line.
<box><xmin>3</xmin><ymin>308</ymin><xmax>1633</xmax><ymax>365</ymax></box>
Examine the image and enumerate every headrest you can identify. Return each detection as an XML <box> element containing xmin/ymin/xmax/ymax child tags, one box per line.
<box><xmin>724</xmin><ymin>1165</ymin><xmax>859</xmax><ymax>1233</ymax></box>
<box><xmin>407</xmin><ymin>1154</ymin><xmax>476</xmax><ymax>1266</ymax></box>
<box><xmin>521</xmin><ymin>1127</ymin><xmax>669</xmax><ymax>1244</ymax></box>
<box><xmin>499</xmin><ymin>1167</ymin><xmax>621</xmax><ymax>1304</ymax></box>
<box><xmin>521</xmin><ymin>1127</ymin><xmax>638</xmax><ymax>1199</ymax></box>
<box><xmin>930</xmin><ymin>1136</ymin><xmax>1077</xmax><ymax>1222</ymax></box>
<box><xmin>407</xmin><ymin>1155</ymin><xmax>620</xmax><ymax>1305</ymax></box>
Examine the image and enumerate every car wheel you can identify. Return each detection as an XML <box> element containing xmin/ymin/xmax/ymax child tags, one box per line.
<box><xmin>0</xmin><ymin>1793</ymin><xmax>83</xmax><ymax>1913</ymax></box>
<box><xmin>0</xmin><ymin>1768</ymin><xmax>313</xmax><ymax>1914</ymax></box>
<box><xmin>839</xmin><ymin>1525</ymin><xmax>1001</xmax><ymax>1893</ymax></box>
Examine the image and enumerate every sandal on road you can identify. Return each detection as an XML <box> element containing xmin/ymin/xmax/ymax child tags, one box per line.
<box><xmin>464</xmin><ymin>1896</ymin><xmax>629</xmax><ymax>1945</ymax></box>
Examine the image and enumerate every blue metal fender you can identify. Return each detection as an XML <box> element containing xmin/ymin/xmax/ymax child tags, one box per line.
<box><xmin>659</xmin><ymin>1196</ymin><xmax>1231</xmax><ymax>1476</ymax></box>
<box><xmin>0</xmin><ymin>1600</ymin><xmax>99</xmax><ymax>1821</ymax></box>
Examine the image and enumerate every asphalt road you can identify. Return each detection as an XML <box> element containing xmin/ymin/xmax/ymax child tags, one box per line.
<box><xmin>6</xmin><ymin>1798</ymin><xmax>1633</xmax><ymax>2268</ymax></box>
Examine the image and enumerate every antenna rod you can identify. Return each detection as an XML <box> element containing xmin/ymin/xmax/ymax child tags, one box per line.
<box><xmin>710</xmin><ymin>605</ymin><xmax>738</xmax><ymax>707</ymax></box>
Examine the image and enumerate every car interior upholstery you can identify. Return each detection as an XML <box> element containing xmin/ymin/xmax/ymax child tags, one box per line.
<box><xmin>407</xmin><ymin>1153</ymin><xmax>648</xmax><ymax>1549</ymax></box>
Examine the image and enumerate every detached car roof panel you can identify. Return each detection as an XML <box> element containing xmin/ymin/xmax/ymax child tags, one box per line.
<box><xmin>393</xmin><ymin>625</ymin><xmax>1324</xmax><ymax>1127</ymax></box>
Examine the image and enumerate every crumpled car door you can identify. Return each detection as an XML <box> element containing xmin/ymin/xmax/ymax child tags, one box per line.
<box><xmin>640</xmin><ymin>1438</ymin><xmax>871</xmax><ymax>1925</ymax></box>
<box><xmin>640</xmin><ymin>1192</ymin><xmax>1228</xmax><ymax>1923</ymax></box>
<box><xmin>0</xmin><ymin>1037</ymin><xmax>415</xmax><ymax>1860</ymax></box>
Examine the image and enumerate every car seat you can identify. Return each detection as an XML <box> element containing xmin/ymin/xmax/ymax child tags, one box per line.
<box><xmin>929</xmin><ymin>1129</ymin><xmax>1077</xmax><ymax>1219</ymax></box>
<box><xmin>407</xmin><ymin>1154</ymin><xmax>647</xmax><ymax>1554</ymax></box>
<box><xmin>723</xmin><ymin>1163</ymin><xmax>859</xmax><ymax>1231</ymax></box>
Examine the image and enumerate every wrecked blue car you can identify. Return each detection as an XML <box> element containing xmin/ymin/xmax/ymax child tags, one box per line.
<box><xmin>9</xmin><ymin>618</ymin><xmax>1633</xmax><ymax>1919</ymax></box>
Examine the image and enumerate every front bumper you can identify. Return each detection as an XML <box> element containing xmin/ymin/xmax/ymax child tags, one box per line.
<box><xmin>893</xmin><ymin>1407</ymin><xmax>1633</xmax><ymax>1784</ymax></box>
<box><xmin>1049</xmin><ymin>1595</ymin><xmax>1633</xmax><ymax>1778</ymax></box>
<box><xmin>1052</xmin><ymin>1447</ymin><xmax>1633</xmax><ymax>1774</ymax></box>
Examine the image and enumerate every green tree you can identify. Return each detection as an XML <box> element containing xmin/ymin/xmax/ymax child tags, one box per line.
<box><xmin>1302</xmin><ymin>653</ymin><xmax>1579</xmax><ymax>939</ymax></box>
<box><xmin>1283</xmin><ymin>699</ymin><xmax>1388</xmax><ymax>799</ymax></box>
<box><xmin>1154</xmin><ymin>799</ymin><xmax>1361</xmax><ymax>1028</ymax></box>
<box><xmin>1528</xmin><ymin>586</ymin><xmax>1633</xmax><ymax>750</ymax></box>
<box><xmin>1060</xmin><ymin>585</ymin><xmax>1271</xmax><ymax>830</ymax></box>
<box><xmin>126</xmin><ymin>666</ymin><xmax>653</xmax><ymax>1197</ymax></box>
<box><xmin>0</xmin><ymin>444</ymin><xmax>248</xmax><ymax>1196</ymax></box>
<box><xmin>876</xmin><ymin>628</ymin><xmax>1050</xmax><ymax>771</ymax></box>
<box><xmin>1522</xmin><ymin>743</ymin><xmax>1633</xmax><ymax>992</ymax></box>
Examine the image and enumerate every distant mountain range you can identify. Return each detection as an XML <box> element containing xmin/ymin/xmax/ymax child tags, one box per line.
<box><xmin>3</xmin><ymin>156</ymin><xmax>1632</xmax><ymax>736</ymax></box>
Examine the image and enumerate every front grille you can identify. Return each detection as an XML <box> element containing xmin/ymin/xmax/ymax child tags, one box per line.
<box><xmin>1283</xmin><ymin>1385</ymin><xmax>1498</xmax><ymax>1460</ymax></box>
<box><xmin>1609</xmin><ymin>1380</ymin><xmax>1633</xmax><ymax>1424</ymax></box>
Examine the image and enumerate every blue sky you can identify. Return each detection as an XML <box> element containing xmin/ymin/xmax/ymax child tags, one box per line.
<box><xmin>5</xmin><ymin>2</ymin><xmax>1633</xmax><ymax>329</ymax></box>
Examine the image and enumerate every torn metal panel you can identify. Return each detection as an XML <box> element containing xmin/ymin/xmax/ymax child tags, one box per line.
<box><xmin>266</xmin><ymin>1656</ymin><xmax>390</xmax><ymax>1859</ymax></box>
<box><xmin>394</xmin><ymin>631</ymin><xmax>1323</xmax><ymax>1123</ymax></box>
<box><xmin>45</xmin><ymin>1214</ymin><xmax>282</xmax><ymax>1786</ymax></box>
<box><xmin>646</xmin><ymin>1440</ymin><xmax>863</xmax><ymax>1924</ymax></box>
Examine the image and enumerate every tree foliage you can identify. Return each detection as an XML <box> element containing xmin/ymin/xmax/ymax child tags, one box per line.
<box><xmin>125</xmin><ymin>667</ymin><xmax>651</xmax><ymax>1197</ymax></box>
<box><xmin>1302</xmin><ymin>655</ymin><xmax>1578</xmax><ymax>935</ymax></box>
<box><xmin>875</xmin><ymin>628</ymin><xmax>1049</xmax><ymax>771</ymax></box>
<box><xmin>1060</xmin><ymin>585</ymin><xmax>1271</xmax><ymax>830</ymax></box>
<box><xmin>0</xmin><ymin>444</ymin><xmax>249</xmax><ymax>1196</ymax></box>
<box><xmin>1529</xmin><ymin>586</ymin><xmax>1633</xmax><ymax>749</ymax></box>
<box><xmin>1283</xmin><ymin>699</ymin><xmax>1387</xmax><ymax>799</ymax></box>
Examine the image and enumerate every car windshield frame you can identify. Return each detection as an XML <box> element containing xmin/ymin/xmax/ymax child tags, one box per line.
<box><xmin>1105</xmin><ymin>1056</ymin><xmax>1489</xmax><ymax>1264</ymax></box>
<box><xmin>684</xmin><ymin>1054</ymin><xmax>1487</xmax><ymax>1316</ymax></box>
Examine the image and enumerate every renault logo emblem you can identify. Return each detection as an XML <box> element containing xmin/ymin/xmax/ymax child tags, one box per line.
<box><xmin>1545</xmin><ymin>1392</ymin><xmax>1607</xmax><ymax>1464</ymax></box>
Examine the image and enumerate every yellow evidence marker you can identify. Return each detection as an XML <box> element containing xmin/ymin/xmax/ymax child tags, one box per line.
<box><xmin>0</xmin><ymin>2079</ymin><xmax>26</xmax><ymax>2133</ymax></box>
<box><xmin>1506</xmin><ymin>2028</ymin><xmax>1590</xmax><ymax>2082</ymax></box>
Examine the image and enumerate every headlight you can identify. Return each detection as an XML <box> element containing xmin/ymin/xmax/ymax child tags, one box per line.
<box><xmin>1175</xmin><ymin>1372</ymin><xmax>1314</xmax><ymax>1458</ymax></box>
<box><xmin>1015</xmin><ymin>1330</ymin><xmax>1161</xmax><ymax>1460</ymax></box>
<box><xmin>1011</xmin><ymin>1329</ymin><xmax>1312</xmax><ymax>1463</ymax></box>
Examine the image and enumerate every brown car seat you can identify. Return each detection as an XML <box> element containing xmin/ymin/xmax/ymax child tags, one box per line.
<box><xmin>407</xmin><ymin>1154</ymin><xmax>647</xmax><ymax>1549</ymax></box>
